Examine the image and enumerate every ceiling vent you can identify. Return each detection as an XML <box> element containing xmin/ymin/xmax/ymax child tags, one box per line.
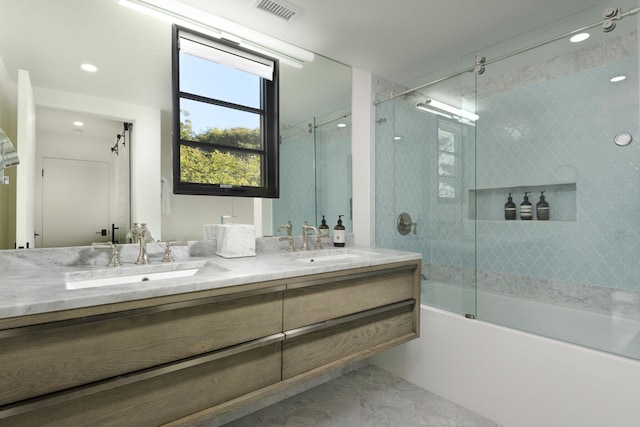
<box><xmin>251</xmin><ymin>0</ymin><xmax>304</xmax><ymax>21</ymax></box>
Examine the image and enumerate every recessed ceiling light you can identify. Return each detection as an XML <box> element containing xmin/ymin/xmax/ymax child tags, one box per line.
<box><xmin>610</xmin><ymin>75</ymin><xmax>626</xmax><ymax>82</ymax></box>
<box><xmin>73</xmin><ymin>121</ymin><xmax>84</xmax><ymax>127</ymax></box>
<box><xmin>393</xmin><ymin>136</ymin><xmax>401</xmax><ymax>140</ymax></box>
<box><xmin>80</xmin><ymin>63</ymin><xmax>98</xmax><ymax>72</ymax></box>
<box><xmin>337</xmin><ymin>123</ymin><xmax>347</xmax><ymax>128</ymax></box>
<box><xmin>570</xmin><ymin>33</ymin><xmax>590</xmax><ymax>43</ymax></box>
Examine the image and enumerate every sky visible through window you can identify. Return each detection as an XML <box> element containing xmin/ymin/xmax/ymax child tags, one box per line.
<box><xmin>180</xmin><ymin>53</ymin><xmax>261</xmax><ymax>135</ymax></box>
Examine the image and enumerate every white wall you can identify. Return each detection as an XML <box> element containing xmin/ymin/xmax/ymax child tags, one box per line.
<box><xmin>372</xmin><ymin>306</ymin><xmax>640</xmax><ymax>427</ymax></box>
<box><xmin>15</xmin><ymin>70</ymin><xmax>36</xmax><ymax>248</ymax></box>
<box><xmin>351</xmin><ymin>68</ymin><xmax>374</xmax><ymax>246</ymax></box>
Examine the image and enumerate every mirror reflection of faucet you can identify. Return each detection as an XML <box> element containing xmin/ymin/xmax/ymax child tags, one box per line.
<box><xmin>301</xmin><ymin>221</ymin><xmax>323</xmax><ymax>251</ymax></box>
<box><xmin>127</xmin><ymin>223</ymin><xmax>155</xmax><ymax>264</ymax></box>
<box><xmin>276</xmin><ymin>220</ymin><xmax>295</xmax><ymax>252</ymax></box>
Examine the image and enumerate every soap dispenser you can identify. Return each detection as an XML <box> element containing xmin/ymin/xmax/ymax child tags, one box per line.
<box><xmin>319</xmin><ymin>215</ymin><xmax>330</xmax><ymax>237</ymax></box>
<box><xmin>333</xmin><ymin>215</ymin><xmax>346</xmax><ymax>247</ymax></box>
<box><xmin>520</xmin><ymin>192</ymin><xmax>532</xmax><ymax>220</ymax></box>
<box><xmin>504</xmin><ymin>193</ymin><xmax>516</xmax><ymax>220</ymax></box>
<box><xmin>536</xmin><ymin>191</ymin><xmax>549</xmax><ymax>220</ymax></box>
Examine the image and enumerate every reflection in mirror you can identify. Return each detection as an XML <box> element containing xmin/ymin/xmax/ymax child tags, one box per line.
<box><xmin>274</xmin><ymin>107</ymin><xmax>352</xmax><ymax>236</ymax></box>
<box><xmin>0</xmin><ymin>0</ymin><xmax>351</xmax><ymax>248</ymax></box>
<box><xmin>0</xmin><ymin>127</ymin><xmax>19</xmax><ymax>175</ymax></box>
<box><xmin>34</xmin><ymin>109</ymin><xmax>131</xmax><ymax>247</ymax></box>
<box><xmin>275</xmin><ymin>54</ymin><xmax>352</xmax><ymax>236</ymax></box>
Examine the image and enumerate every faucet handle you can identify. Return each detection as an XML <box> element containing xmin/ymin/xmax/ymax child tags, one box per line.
<box><xmin>162</xmin><ymin>241</ymin><xmax>188</xmax><ymax>262</ymax></box>
<box><xmin>126</xmin><ymin>223</ymin><xmax>141</xmax><ymax>242</ymax></box>
<box><xmin>278</xmin><ymin>236</ymin><xmax>295</xmax><ymax>252</ymax></box>
<box><xmin>285</xmin><ymin>221</ymin><xmax>293</xmax><ymax>236</ymax></box>
<box><xmin>276</xmin><ymin>220</ymin><xmax>293</xmax><ymax>237</ymax></box>
<box><xmin>92</xmin><ymin>242</ymin><xmax>121</xmax><ymax>267</ymax></box>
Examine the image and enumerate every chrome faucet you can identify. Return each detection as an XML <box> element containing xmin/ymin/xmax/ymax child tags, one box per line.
<box><xmin>276</xmin><ymin>220</ymin><xmax>295</xmax><ymax>252</ymax></box>
<box><xmin>127</xmin><ymin>223</ymin><xmax>155</xmax><ymax>264</ymax></box>
<box><xmin>301</xmin><ymin>221</ymin><xmax>322</xmax><ymax>251</ymax></box>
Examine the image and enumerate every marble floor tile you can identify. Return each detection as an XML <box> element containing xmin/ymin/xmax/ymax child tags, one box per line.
<box><xmin>224</xmin><ymin>365</ymin><xmax>501</xmax><ymax>427</ymax></box>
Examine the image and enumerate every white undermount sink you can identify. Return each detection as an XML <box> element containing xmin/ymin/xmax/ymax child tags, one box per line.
<box><xmin>282</xmin><ymin>248</ymin><xmax>379</xmax><ymax>263</ymax></box>
<box><xmin>65</xmin><ymin>260</ymin><xmax>227</xmax><ymax>290</ymax></box>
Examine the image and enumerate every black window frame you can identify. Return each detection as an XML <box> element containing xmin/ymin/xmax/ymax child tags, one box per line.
<box><xmin>172</xmin><ymin>25</ymin><xmax>279</xmax><ymax>198</ymax></box>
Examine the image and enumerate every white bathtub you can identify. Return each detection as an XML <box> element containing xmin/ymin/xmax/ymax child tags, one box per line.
<box><xmin>373</xmin><ymin>302</ymin><xmax>640</xmax><ymax>427</ymax></box>
<box><xmin>422</xmin><ymin>280</ymin><xmax>640</xmax><ymax>359</ymax></box>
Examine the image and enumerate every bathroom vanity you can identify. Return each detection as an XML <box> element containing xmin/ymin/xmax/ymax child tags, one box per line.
<box><xmin>0</xmin><ymin>244</ymin><xmax>420</xmax><ymax>426</ymax></box>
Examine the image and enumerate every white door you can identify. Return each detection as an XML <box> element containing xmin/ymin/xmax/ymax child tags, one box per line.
<box><xmin>42</xmin><ymin>158</ymin><xmax>109</xmax><ymax>247</ymax></box>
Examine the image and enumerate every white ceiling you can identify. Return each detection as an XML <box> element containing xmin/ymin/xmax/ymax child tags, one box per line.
<box><xmin>0</xmin><ymin>0</ymin><xmax>624</xmax><ymax>131</ymax></box>
<box><xmin>182</xmin><ymin>0</ymin><xmax>609</xmax><ymax>83</ymax></box>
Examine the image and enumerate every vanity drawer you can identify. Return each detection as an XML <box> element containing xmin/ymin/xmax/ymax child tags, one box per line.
<box><xmin>284</xmin><ymin>265</ymin><xmax>416</xmax><ymax>330</ymax></box>
<box><xmin>1</xmin><ymin>340</ymin><xmax>283</xmax><ymax>427</ymax></box>
<box><xmin>0</xmin><ymin>290</ymin><xmax>283</xmax><ymax>406</ymax></box>
<box><xmin>282</xmin><ymin>302</ymin><xmax>415</xmax><ymax>378</ymax></box>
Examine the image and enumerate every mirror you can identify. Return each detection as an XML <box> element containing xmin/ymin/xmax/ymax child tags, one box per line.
<box><xmin>0</xmin><ymin>0</ymin><xmax>351</xmax><ymax>249</ymax></box>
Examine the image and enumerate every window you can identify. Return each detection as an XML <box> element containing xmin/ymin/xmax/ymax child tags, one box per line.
<box><xmin>172</xmin><ymin>26</ymin><xmax>279</xmax><ymax>197</ymax></box>
<box><xmin>437</xmin><ymin>118</ymin><xmax>461</xmax><ymax>202</ymax></box>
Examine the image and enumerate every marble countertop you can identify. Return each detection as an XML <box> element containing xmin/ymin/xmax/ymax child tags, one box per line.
<box><xmin>0</xmin><ymin>239</ymin><xmax>421</xmax><ymax>320</ymax></box>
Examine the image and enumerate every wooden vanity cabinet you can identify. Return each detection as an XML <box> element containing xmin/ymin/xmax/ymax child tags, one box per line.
<box><xmin>0</xmin><ymin>260</ymin><xmax>420</xmax><ymax>426</ymax></box>
<box><xmin>0</xmin><ymin>290</ymin><xmax>284</xmax><ymax>406</ymax></box>
<box><xmin>282</xmin><ymin>263</ymin><xmax>419</xmax><ymax>379</ymax></box>
<box><xmin>3</xmin><ymin>340</ymin><xmax>283</xmax><ymax>427</ymax></box>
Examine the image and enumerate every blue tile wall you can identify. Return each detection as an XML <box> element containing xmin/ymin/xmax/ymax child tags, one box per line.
<box><xmin>274</xmin><ymin>114</ymin><xmax>353</xmax><ymax>235</ymax></box>
<box><xmin>375</xmin><ymin>33</ymin><xmax>640</xmax><ymax>291</ymax></box>
<box><xmin>477</xmin><ymin>55</ymin><xmax>639</xmax><ymax>290</ymax></box>
<box><xmin>273</xmin><ymin>123</ymin><xmax>316</xmax><ymax>233</ymax></box>
<box><xmin>315</xmin><ymin>117</ymin><xmax>353</xmax><ymax>233</ymax></box>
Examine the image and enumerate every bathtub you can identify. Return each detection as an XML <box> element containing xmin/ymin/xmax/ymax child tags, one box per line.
<box><xmin>372</xmin><ymin>282</ymin><xmax>640</xmax><ymax>427</ymax></box>
<box><xmin>422</xmin><ymin>280</ymin><xmax>640</xmax><ymax>359</ymax></box>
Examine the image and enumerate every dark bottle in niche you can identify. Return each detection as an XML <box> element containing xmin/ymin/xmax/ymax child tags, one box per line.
<box><xmin>520</xmin><ymin>192</ymin><xmax>533</xmax><ymax>220</ymax></box>
<box><xmin>504</xmin><ymin>193</ymin><xmax>516</xmax><ymax>220</ymax></box>
<box><xmin>536</xmin><ymin>191</ymin><xmax>550</xmax><ymax>220</ymax></box>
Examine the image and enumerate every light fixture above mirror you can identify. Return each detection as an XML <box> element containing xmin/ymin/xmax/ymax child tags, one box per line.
<box><xmin>118</xmin><ymin>0</ymin><xmax>314</xmax><ymax>68</ymax></box>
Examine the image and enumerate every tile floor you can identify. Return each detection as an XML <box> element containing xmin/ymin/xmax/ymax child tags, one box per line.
<box><xmin>224</xmin><ymin>364</ymin><xmax>501</xmax><ymax>426</ymax></box>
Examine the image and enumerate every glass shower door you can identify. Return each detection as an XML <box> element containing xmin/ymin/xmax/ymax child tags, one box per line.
<box><xmin>374</xmin><ymin>61</ymin><xmax>478</xmax><ymax>316</ymax></box>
